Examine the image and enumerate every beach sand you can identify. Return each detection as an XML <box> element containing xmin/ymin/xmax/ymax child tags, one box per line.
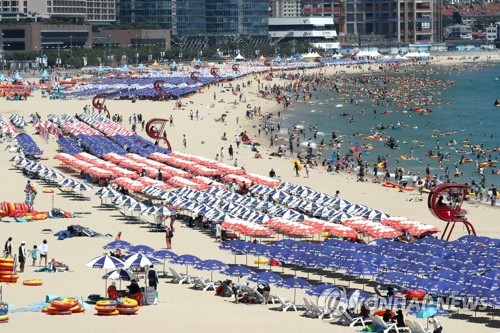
<box><xmin>0</xmin><ymin>52</ymin><xmax>499</xmax><ymax>332</ymax></box>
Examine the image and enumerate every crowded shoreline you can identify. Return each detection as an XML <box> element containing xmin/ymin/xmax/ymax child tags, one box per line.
<box><xmin>0</xmin><ymin>51</ymin><xmax>499</xmax><ymax>332</ymax></box>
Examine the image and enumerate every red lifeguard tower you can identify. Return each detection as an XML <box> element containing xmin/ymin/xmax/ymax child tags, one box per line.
<box><xmin>145</xmin><ymin>119</ymin><xmax>172</xmax><ymax>151</ymax></box>
<box><xmin>427</xmin><ymin>183</ymin><xmax>476</xmax><ymax>241</ymax></box>
<box><xmin>92</xmin><ymin>94</ymin><xmax>110</xmax><ymax>118</ymax></box>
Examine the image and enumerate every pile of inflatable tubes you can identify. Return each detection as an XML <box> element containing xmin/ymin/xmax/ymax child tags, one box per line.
<box><xmin>95</xmin><ymin>300</ymin><xmax>119</xmax><ymax>316</ymax></box>
<box><xmin>117</xmin><ymin>297</ymin><xmax>139</xmax><ymax>315</ymax></box>
<box><xmin>23</xmin><ymin>279</ymin><xmax>43</xmax><ymax>286</ymax></box>
<box><xmin>0</xmin><ymin>302</ymin><xmax>8</xmax><ymax>323</ymax></box>
<box><xmin>0</xmin><ymin>258</ymin><xmax>18</xmax><ymax>283</ymax></box>
<box><xmin>0</xmin><ymin>202</ymin><xmax>48</xmax><ymax>220</ymax></box>
<box><xmin>42</xmin><ymin>298</ymin><xmax>84</xmax><ymax>315</ymax></box>
<box><xmin>95</xmin><ymin>298</ymin><xmax>140</xmax><ymax>316</ymax></box>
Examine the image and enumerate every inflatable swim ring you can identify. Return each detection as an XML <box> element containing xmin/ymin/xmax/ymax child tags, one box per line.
<box><xmin>95</xmin><ymin>305</ymin><xmax>118</xmax><ymax>313</ymax></box>
<box><xmin>51</xmin><ymin>298</ymin><xmax>78</xmax><ymax>310</ymax></box>
<box><xmin>0</xmin><ymin>274</ymin><xmax>19</xmax><ymax>283</ymax></box>
<box><xmin>118</xmin><ymin>306</ymin><xmax>139</xmax><ymax>315</ymax></box>
<box><xmin>96</xmin><ymin>300</ymin><xmax>117</xmax><ymax>307</ymax></box>
<box><xmin>45</xmin><ymin>306</ymin><xmax>72</xmax><ymax>315</ymax></box>
<box><xmin>23</xmin><ymin>279</ymin><xmax>43</xmax><ymax>286</ymax></box>
<box><xmin>70</xmin><ymin>305</ymin><xmax>85</xmax><ymax>313</ymax></box>
<box><xmin>0</xmin><ymin>314</ymin><xmax>8</xmax><ymax>322</ymax></box>
<box><xmin>0</xmin><ymin>258</ymin><xmax>14</xmax><ymax>264</ymax></box>
<box><xmin>0</xmin><ymin>263</ymin><xmax>14</xmax><ymax>271</ymax></box>
<box><xmin>97</xmin><ymin>309</ymin><xmax>119</xmax><ymax>316</ymax></box>
<box><xmin>118</xmin><ymin>298</ymin><xmax>138</xmax><ymax>308</ymax></box>
<box><xmin>254</xmin><ymin>258</ymin><xmax>269</xmax><ymax>265</ymax></box>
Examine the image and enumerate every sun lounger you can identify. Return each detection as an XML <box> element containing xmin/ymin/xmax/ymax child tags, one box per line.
<box><xmin>339</xmin><ymin>308</ymin><xmax>370</xmax><ymax>327</ymax></box>
<box><xmin>193</xmin><ymin>276</ymin><xmax>219</xmax><ymax>291</ymax></box>
<box><xmin>169</xmin><ymin>267</ymin><xmax>193</xmax><ymax>284</ymax></box>
<box><xmin>303</xmin><ymin>298</ymin><xmax>335</xmax><ymax>320</ymax></box>
<box><xmin>411</xmin><ymin>321</ymin><xmax>432</xmax><ymax>333</ymax></box>
<box><xmin>370</xmin><ymin>314</ymin><xmax>410</xmax><ymax>333</ymax></box>
<box><xmin>275</xmin><ymin>295</ymin><xmax>297</xmax><ymax>312</ymax></box>
<box><xmin>303</xmin><ymin>298</ymin><xmax>317</xmax><ymax>318</ymax></box>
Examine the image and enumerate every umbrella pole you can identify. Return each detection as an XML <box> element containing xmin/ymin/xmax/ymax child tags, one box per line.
<box><xmin>163</xmin><ymin>259</ymin><xmax>166</xmax><ymax>277</ymax></box>
<box><xmin>105</xmin><ymin>269</ymin><xmax>108</xmax><ymax>297</ymax></box>
<box><xmin>294</xmin><ymin>289</ymin><xmax>297</xmax><ymax>304</ymax></box>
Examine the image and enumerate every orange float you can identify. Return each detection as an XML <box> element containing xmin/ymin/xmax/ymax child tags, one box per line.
<box><xmin>51</xmin><ymin>298</ymin><xmax>78</xmax><ymax>310</ymax></box>
<box><xmin>0</xmin><ymin>274</ymin><xmax>19</xmax><ymax>283</ymax></box>
<box><xmin>23</xmin><ymin>279</ymin><xmax>43</xmax><ymax>286</ymax></box>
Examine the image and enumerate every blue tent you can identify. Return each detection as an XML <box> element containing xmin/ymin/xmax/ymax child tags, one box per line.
<box><xmin>13</xmin><ymin>72</ymin><xmax>22</xmax><ymax>79</ymax></box>
<box><xmin>40</xmin><ymin>70</ymin><xmax>50</xmax><ymax>78</ymax></box>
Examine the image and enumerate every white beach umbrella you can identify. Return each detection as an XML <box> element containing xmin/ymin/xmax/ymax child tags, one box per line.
<box><xmin>58</xmin><ymin>178</ymin><xmax>78</xmax><ymax>187</ymax></box>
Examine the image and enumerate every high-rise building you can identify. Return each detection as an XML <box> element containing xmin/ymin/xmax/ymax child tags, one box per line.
<box><xmin>117</xmin><ymin>0</ymin><xmax>268</xmax><ymax>37</ymax></box>
<box><xmin>339</xmin><ymin>0</ymin><xmax>440</xmax><ymax>44</ymax></box>
<box><xmin>118</xmin><ymin>0</ymin><xmax>172</xmax><ymax>28</ymax></box>
<box><xmin>0</xmin><ymin>0</ymin><xmax>116</xmax><ymax>23</ymax></box>
<box><xmin>270</xmin><ymin>0</ymin><xmax>301</xmax><ymax>17</ymax></box>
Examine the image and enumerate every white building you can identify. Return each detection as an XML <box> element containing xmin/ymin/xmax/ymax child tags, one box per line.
<box><xmin>270</xmin><ymin>0</ymin><xmax>301</xmax><ymax>17</ymax></box>
<box><xmin>485</xmin><ymin>24</ymin><xmax>498</xmax><ymax>43</ymax></box>
<box><xmin>446</xmin><ymin>24</ymin><xmax>473</xmax><ymax>39</ymax></box>
<box><xmin>269</xmin><ymin>17</ymin><xmax>340</xmax><ymax>50</ymax></box>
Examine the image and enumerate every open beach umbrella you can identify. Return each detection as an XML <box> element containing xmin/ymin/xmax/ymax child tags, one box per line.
<box><xmin>102</xmin><ymin>269</ymin><xmax>137</xmax><ymax>281</ymax></box>
<box><xmin>87</xmin><ymin>255</ymin><xmax>126</xmax><ymax>295</ymax></box>
<box><xmin>124</xmin><ymin>253</ymin><xmax>160</xmax><ymax>269</ymax></box>
<box><xmin>407</xmin><ymin>304</ymin><xmax>449</xmax><ymax>330</ymax></box>
<box><xmin>129</xmin><ymin>245</ymin><xmax>155</xmax><ymax>255</ymax></box>
<box><xmin>306</xmin><ymin>284</ymin><xmax>338</xmax><ymax>297</ymax></box>
<box><xmin>153</xmin><ymin>249</ymin><xmax>178</xmax><ymax>275</ymax></box>
<box><xmin>171</xmin><ymin>254</ymin><xmax>202</xmax><ymax>275</ymax></box>
<box><xmin>128</xmin><ymin>202</ymin><xmax>149</xmax><ymax>216</ymax></box>
<box><xmin>58</xmin><ymin>178</ymin><xmax>77</xmax><ymax>188</ymax></box>
<box><xmin>102</xmin><ymin>268</ymin><xmax>138</xmax><ymax>290</ymax></box>
<box><xmin>86</xmin><ymin>255</ymin><xmax>125</xmax><ymax>269</ymax></box>
<box><xmin>222</xmin><ymin>265</ymin><xmax>255</xmax><ymax>281</ymax></box>
<box><xmin>248</xmin><ymin>271</ymin><xmax>283</xmax><ymax>284</ymax></box>
<box><xmin>196</xmin><ymin>259</ymin><xmax>229</xmax><ymax>281</ymax></box>
<box><xmin>103</xmin><ymin>240</ymin><xmax>133</xmax><ymax>250</ymax></box>
<box><xmin>277</xmin><ymin>277</ymin><xmax>312</xmax><ymax>303</ymax></box>
<box><xmin>72</xmin><ymin>182</ymin><xmax>93</xmax><ymax>193</ymax></box>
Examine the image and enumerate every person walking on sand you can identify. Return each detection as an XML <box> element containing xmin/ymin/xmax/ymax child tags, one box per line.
<box><xmin>115</xmin><ymin>231</ymin><xmax>122</xmax><ymax>241</ymax></box>
<box><xmin>4</xmin><ymin>237</ymin><xmax>12</xmax><ymax>258</ymax></box>
<box><xmin>39</xmin><ymin>239</ymin><xmax>48</xmax><ymax>267</ymax></box>
<box><xmin>169</xmin><ymin>115</ymin><xmax>174</xmax><ymax>127</ymax></box>
<box><xmin>293</xmin><ymin>161</ymin><xmax>300</xmax><ymax>177</ymax></box>
<box><xmin>18</xmin><ymin>241</ymin><xmax>26</xmax><ymax>272</ymax></box>
<box><xmin>304</xmin><ymin>164</ymin><xmax>310</xmax><ymax>178</ymax></box>
<box><xmin>228</xmin><ymin>145</ymin><xmax>234</xmax><ymax>159</ymax></box>
<box><xmin>29</xmin><ymin>245</ymin><xmax>38</xmax><ymax>266</ymax></box>
<box><xmin>183</xmin><ymin>135</ymin><xmax>187</xmax><ymax>148</ymax></box>
<box><xmin>165</xmin><ymin>225</ymin><xmax>173</xmax><ymax>250</ymax></box>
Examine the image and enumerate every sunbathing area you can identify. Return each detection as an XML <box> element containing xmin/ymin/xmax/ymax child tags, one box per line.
<box><xmin>0</xmin><ymin>58</ymin><xmax>498</xmax><ymax>333</ymax></box>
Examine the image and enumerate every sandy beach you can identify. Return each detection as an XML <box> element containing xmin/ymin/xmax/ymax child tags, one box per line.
<box><xmin>0</xmin><ymin>51</ymin><xmax>499</xmax><ymax>332</ymax></box>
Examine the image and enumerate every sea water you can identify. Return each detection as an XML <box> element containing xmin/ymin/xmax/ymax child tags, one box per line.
<box><xmin>279</xmin><ymin>64</ymin><xmax>500</xmax><ymax>184</ymax></box>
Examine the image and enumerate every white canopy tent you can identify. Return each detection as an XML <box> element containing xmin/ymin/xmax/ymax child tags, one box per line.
<box><xmin>234</xmin><ymin>53</ymin><xmax>245</xmax><ymax>61</ymax></box>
